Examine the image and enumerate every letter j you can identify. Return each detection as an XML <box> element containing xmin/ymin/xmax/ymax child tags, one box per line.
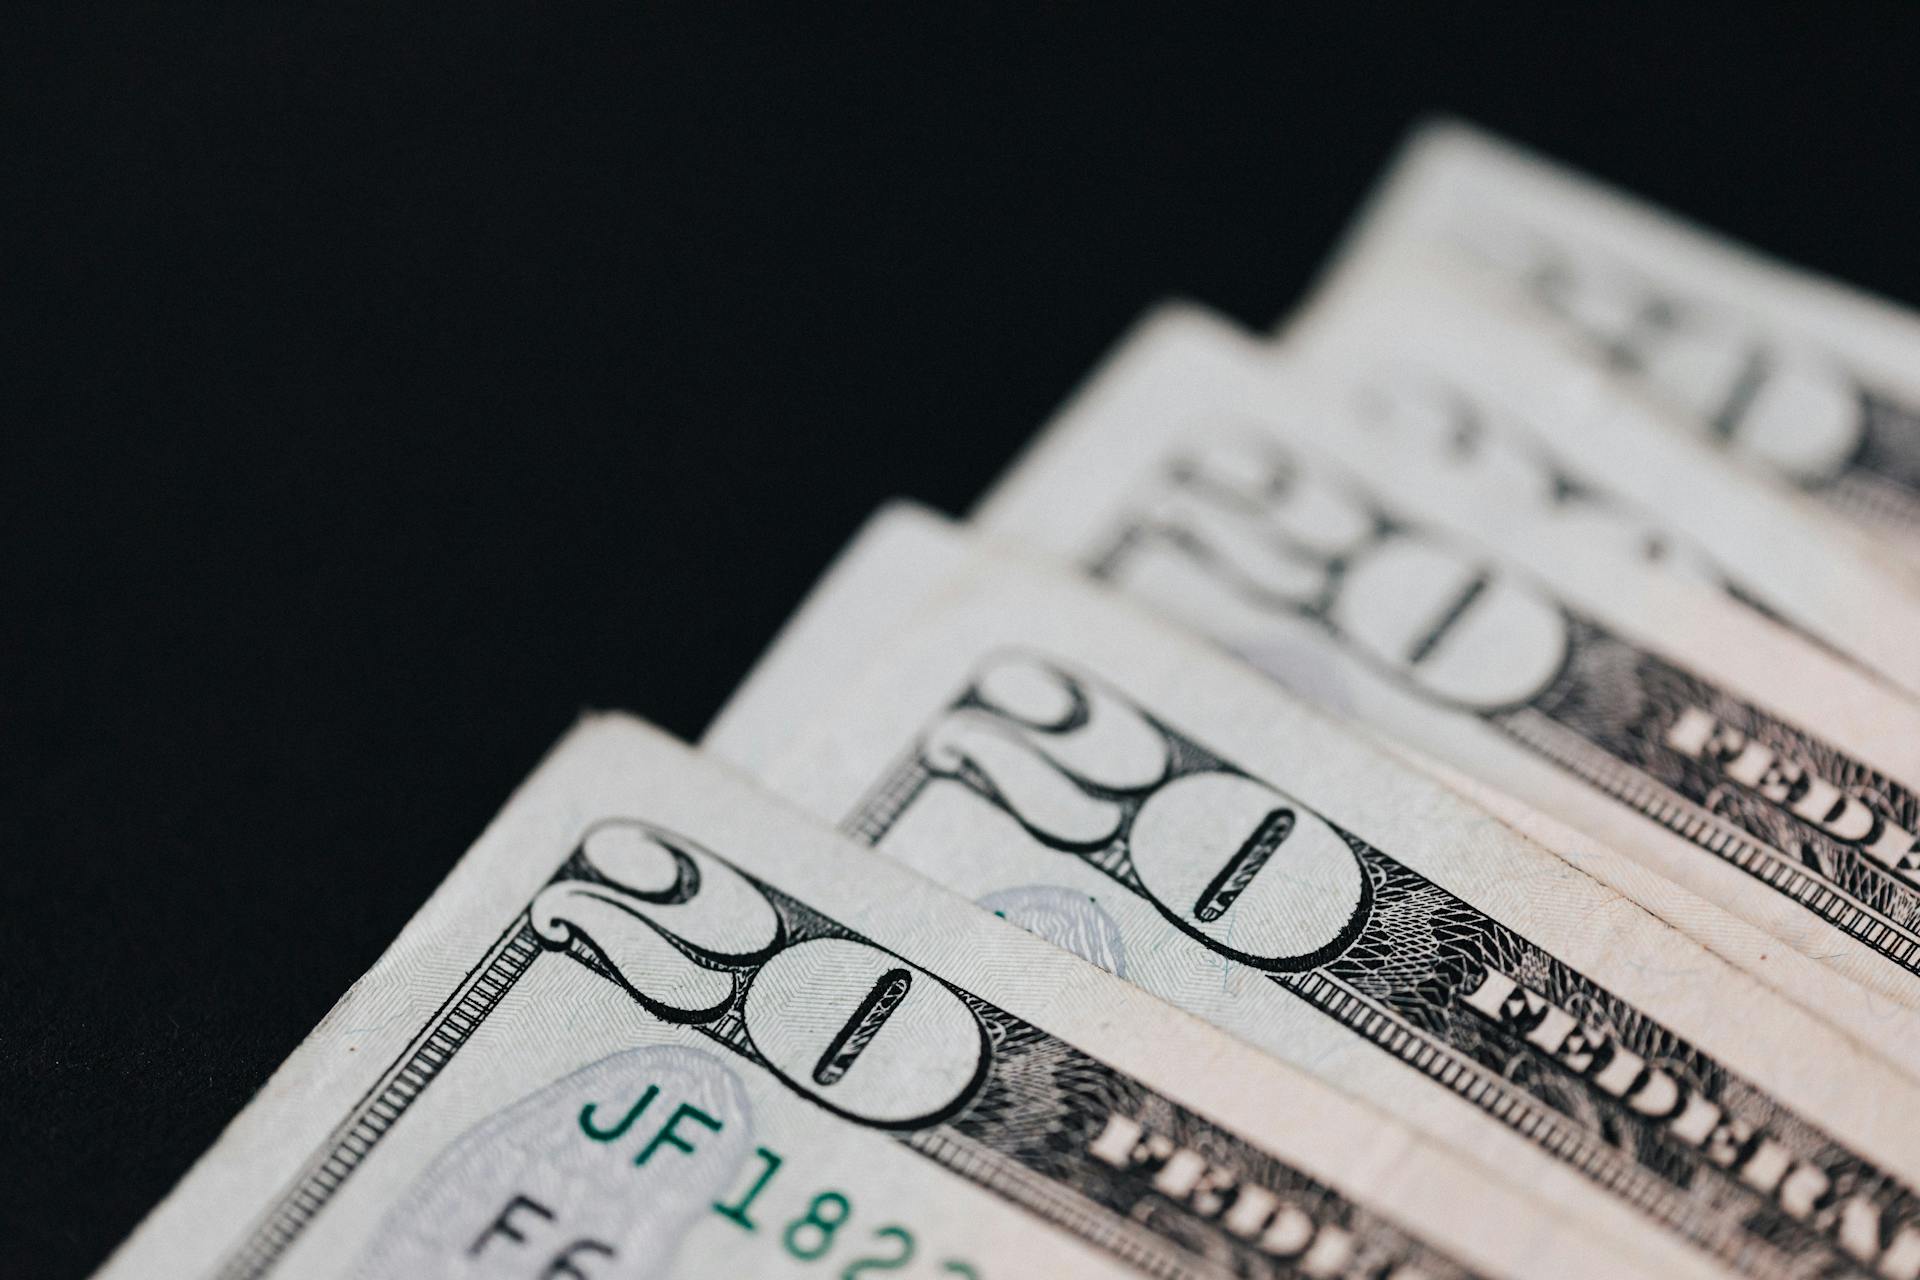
<box><xmin>579</xmin><ymin>1084</ymin><xmax>659</xmax><ymax>1143</ymax></box>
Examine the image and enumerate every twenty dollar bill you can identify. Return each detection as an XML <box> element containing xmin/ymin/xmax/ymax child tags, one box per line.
<box><xmin>97</xmin><ymin>717</ymin><xmax>1620</xmax><ymax>1280</ymax></box>
<box><xmin>1280</xmin><ymin>243</ymin><xmax>1920</xmax><ymax>703</ymax></box>
<box><xmin>978</xmin><ymin>305</ymin><xmax>1920</xmax><ymax>1017</ymax></box>
<box><xmin>1323</xmin><ymin>119</ymin><xmax>1920</xmax><ymax>570</ymax></box>
<box><xmin>706</xmin><ymin>508</ymin><xmax>1920</xmax><ymax>1280</ymax></box>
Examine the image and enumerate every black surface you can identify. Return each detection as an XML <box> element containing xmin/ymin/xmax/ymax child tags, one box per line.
<box><xmin>10</xmin><ymin>6</ymin><xmax>1920</xmax><ymax>1275</ymax></box>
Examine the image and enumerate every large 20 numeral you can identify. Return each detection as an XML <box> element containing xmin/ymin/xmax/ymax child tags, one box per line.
<box><xmin>533</xmin><ymin>822</ymin><xmax>989</xmax><ymax>1128</ymax></box>
<box><xmin>921</xmin><ymin>656</ymin><xmax>1370</xmax><ymax>971</ymax></box>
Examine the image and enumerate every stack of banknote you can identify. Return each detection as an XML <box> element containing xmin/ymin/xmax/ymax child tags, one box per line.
<box><xmin>100</xmin><ymin>120</ymin><xmax>1920</xmax><ymax>1280</ymax></box>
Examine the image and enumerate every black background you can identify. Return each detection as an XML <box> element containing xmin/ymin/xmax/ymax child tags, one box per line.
<box><xmin>11</xmin><ymin>6</ymin><xmax>1920</xmax><ymax>1275</ymax></box>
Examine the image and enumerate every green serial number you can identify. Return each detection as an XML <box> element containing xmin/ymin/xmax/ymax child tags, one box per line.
<box><xmin>578</xmin><ymin>1084</ymin><xmax>983</xmax><ymax>1278</ymax></box>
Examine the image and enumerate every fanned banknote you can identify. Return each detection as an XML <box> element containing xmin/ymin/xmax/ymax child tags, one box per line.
<box><xmin>704</xmin><ymin>508</ymin><xmax>1920</xmax><ymax>1280</ymax></box>
<box><xmin>1323</xmin><ymin>118</ymin><xmax>1920</xmax><ymax>570</ymax></box>
<box><xmin>1370</xmin><ymin>732</ymin><xmax>1920</xmax><ymax>1075</ymax></box>
<box><xmin>1279</xmin><ymin>246</ymin><xmax>1920</xmax><ymax>702</ymax></box>
<box><xmin>973</xmin><ymin>305</ymin><xmax>1920</xmax><ymax>1019</ymax></box>
<box><xmin>96</xmin><ymin>717</ymin><xmax>1635</xmax><ymax>1280</ymax></box>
